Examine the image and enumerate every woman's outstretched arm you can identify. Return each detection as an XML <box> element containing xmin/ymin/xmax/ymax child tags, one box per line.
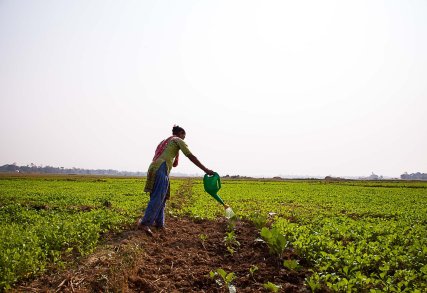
<box><xmin>187</xmin><ymin>154</ymin><xmax>214</xmax><ymax>175</ymax></box>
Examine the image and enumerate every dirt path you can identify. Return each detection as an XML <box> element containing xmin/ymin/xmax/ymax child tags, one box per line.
<box><xmin>15</xmin><ymin>217</ymin><xmax>309</xmax><ymax>292</ymax></box>
<box><xmin>14</xmin><ymin>180</ymin><xmax>310</xmax><ymax>292</ymax></box>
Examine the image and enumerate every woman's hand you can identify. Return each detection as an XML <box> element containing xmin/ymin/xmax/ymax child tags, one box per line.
<box><xmin>205</xmin><ymin>169</ymin><xmax>215</xmax><ymax>176</ymax></box>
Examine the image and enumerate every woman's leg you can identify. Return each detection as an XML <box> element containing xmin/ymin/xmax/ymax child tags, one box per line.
<box><xmin>140</xmin><ymin>162</ymin><xmax>169</xmax><ymax>227</ymax></box>
<box><xmin>140</xmin><ymin>193</ymin><xmax>163</xmax><ymax>226</ymax></box>
<box><xmin>154</xmin><ymin>200</ymin><xmax>166</xmax><ymax>228</ymax></box>
<box><xmin>154</xmin><ymin>182</ymin><xmax>170</xmax><ymax>228</ymax></box>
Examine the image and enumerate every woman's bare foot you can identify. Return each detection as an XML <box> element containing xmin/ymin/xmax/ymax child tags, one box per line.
<box><xmin>142</xmin><ymin>226</ymin><xmax>154</xmax><ymax>237</ymax></box>
<box><xmin>136</xmin><ymin>219</ymin><xmax>154</xmax><ymax>237</ymax></box>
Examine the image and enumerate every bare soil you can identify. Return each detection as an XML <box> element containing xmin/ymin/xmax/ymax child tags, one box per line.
<box><xmin>14</xmin><ymin>216</ymin><xmax>310</xmax><ymax>292</ymax></box>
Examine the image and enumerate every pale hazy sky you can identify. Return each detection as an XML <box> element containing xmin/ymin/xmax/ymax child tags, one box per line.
<box><xmin>1</xmin><ymin>0</ymin><xmax>426</xmax><ymax>178</ymax></box>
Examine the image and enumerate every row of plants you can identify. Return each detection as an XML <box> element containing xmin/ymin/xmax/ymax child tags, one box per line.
<box><xmin>0</xmin><ymin>176</ymin><xmax>160</xmax><ymax>290</ymax></box>
<box><xmin>271</xmin><ymin>216</ymin><xmax>427</xmax><ymax>292</ymax></box>
<box><xmin>208</xmin><ymin>213</ymin><xmax>286</xmax><ymax>292</ymax></box>
<box><xmin>183</xmin><ymin>179</ymin><xmax>427</xmax><ymax>292</ymax></box>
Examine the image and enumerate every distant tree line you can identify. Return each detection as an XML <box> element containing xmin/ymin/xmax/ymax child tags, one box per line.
<box><xmin>223</xmin><ymin>174</ymin><xmax>254</xmax><ymax>179</ymax></box>
<box><xmin>400</xmin><ymin>172</ymin><xmax>427</xmax><ymax>180</ymax></box>
<box><xmin>0</xmin><ymin>163</ymin><xmax>146</xmax><ymax>176</ymax></box>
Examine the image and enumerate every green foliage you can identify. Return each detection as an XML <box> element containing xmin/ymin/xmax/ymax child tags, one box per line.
<box><xmin>249</xmin><ymin>264</ymin><xmax>259</xmax><ymax>277</ymax></box>
<box><xmin>0</xmin><ymin>175</ymin><xmax>152</xmax><ymax>290</ymax></box>
<box><xmin>223</xmin><ymin>230</ymin><xmax>240</xmax><ymax>255</ymax></box>
<box><xmin>182</xmin><ymin>179</ymin><xmax>427</xmax><ymax>292</ymax></box>
<box><xmin>263</xmin><ymin>281</ymin><xmax>281</xmax><ymax>292</ymax></box>
<box><xmin>199</xmin><ymin>233</ymin><xmax>208</xmax><ymax>249</ymax></box>
<box><xmin>0</xmin><ymin>224</ymin><xmax>45</xmax><ymax>289</ymax></box>
<box><xmin>283</xmin><ymin>259</ymin><xmax>300</xmax><ymax>271</ymax></box>
<box><xmin>260</xmin><ymin>227</ymin><xmax>288</xmax><ymax>258</ymax></box>
<box><xmin>210</xmin><ymin>268</ymin><xmax>236</xmax><ymax>291</ymax></box>
<box><xmin>2</xmin><ymin>176</ymin><xmax>427</xmax><ymax>292</ymax></box>
<box><xmin>306</xmin><ymin>272</ymin><xmax>322</xmax><ymax>292</ymax></box>
<box><xmin>251</xmin><ymin>212</ymin><xmax>268</xmax><ymax>229</ymax></box>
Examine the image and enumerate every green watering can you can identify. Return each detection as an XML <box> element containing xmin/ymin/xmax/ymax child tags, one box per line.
<box><xmin>203</xmin><ymin>172</ymin><xmax>225</xmax><ymax>205</ymax></box>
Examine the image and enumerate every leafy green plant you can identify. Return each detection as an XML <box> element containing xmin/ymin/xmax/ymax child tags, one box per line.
<box><xmin>223</xmin><ymin>230</ymin><xmax>240</xmax><ymax>255</ymax></box>
<box><xmin>283</xmin><ymin>259</ymin><xmax>300</xmax><ymax>271</ymax></box>
<box><xmin>226</xmin><ymin>246</ymin><xmax>235</xmax><ymax>255</ymax></box>
<box><xmin>260</xmin><ymin>227</ymin><xmax>288</xmax><ymax>258</ymax></box>
<box><xmin>249</xmin><ymin>264</ymin><xmax>259</xmax><ymax>281</ymax></box>
<box><xmin>199</xmin><ymin>233</ymin><xmax>208</xmax><ymax>249</ymax></box>
<box><xmin>263</xmin><ymin>281</ymin><xmax>281</xmax><ymax>292</ymax></box>
<box><xmin>210</xmin><ymin>268</ymin><xmax>236</xmax><ymax>292</ymax></box>
<box><xmin>249</xmin><ymin>264</ymin><xmax>259</xmax><ymax>276</ymax></box>
<box><xmin>100</xmin><ymin>198</ymin><xmax>112</xmax><ymax>208</ymax></box>
<box><xmin>306</xmin><ymin>272</ymin><xmax>322</xmax><ymax>292</ymax></box>
<box><xmin>251</xmin><ymin>213</ymin><xmax>268</xmax><ymax>229</ymax></box>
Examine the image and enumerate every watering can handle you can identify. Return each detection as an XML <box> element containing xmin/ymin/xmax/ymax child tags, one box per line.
<box><xmin>204</xmin><ymin>172</ymin><xmax>221</xmax><ymax>189</ymax></box>
<box><xmin>215</xmin><ymin>172</ymin><xmax>221</xmax><ymax>189</ymax></box>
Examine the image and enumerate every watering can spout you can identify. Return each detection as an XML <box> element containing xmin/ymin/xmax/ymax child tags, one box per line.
<box><xmin>225</xmin><ymin>207</ymin><xmax>235</xmax><ymax>219</ymax></box>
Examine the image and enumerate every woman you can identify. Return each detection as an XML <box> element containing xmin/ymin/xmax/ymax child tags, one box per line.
<box><xmin>138</xmin><ymin>125</ymin><xmax>215</xmax><ymax>236</ymax></box>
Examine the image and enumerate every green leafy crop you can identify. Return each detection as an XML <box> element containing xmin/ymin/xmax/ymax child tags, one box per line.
<box><xmin>182</xmin><ymin>179</ymin><xmax>427</xmax><ymax>291</ymax></box>
<box><xmin>2</xmin><ymin>176</ymin><xmax>427</xmax><ymax>292</ymax></box>
<box><xmin>0</xmin><ymin>175</ymin><xmax>153</xmax><ymax>289</ymax></box>
<box><xmin>260</xmin><ymin>227</ymin><xmax>288</xmax><ymax>258</ymax></box>
<box><xmin>210</xmin><ymin>268</ymin><xmax>236</xmax><ymax>292</ymax></box>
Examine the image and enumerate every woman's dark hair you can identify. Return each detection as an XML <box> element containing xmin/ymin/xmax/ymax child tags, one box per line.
<box><xmin>172</xmin><ymin>125</ymin><xmax>185</xmax><ymax>135</ymax></box>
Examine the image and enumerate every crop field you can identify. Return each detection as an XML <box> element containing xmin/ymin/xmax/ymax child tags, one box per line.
<box><xmin>1</xmin><ymin>174</ymin><xmax>427</xmax><ymax>292</ymax></box>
